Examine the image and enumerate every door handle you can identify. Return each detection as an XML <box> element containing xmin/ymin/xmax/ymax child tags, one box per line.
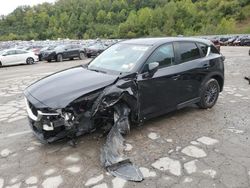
<box><xmin>172</xmin><ymin>75</ymin><xmax>180</xmax><ymax>80</ymax></box>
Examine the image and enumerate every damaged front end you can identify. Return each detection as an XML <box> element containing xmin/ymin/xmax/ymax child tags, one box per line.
<box><xmin>24</xmin><ymin>90</ymin><xmax>102</xmax><ymax>143</ymax></box>
<box><xmin>24</xmin><ymin>73</ymin><xmax>144</xmax><ymax>181</ymax></box>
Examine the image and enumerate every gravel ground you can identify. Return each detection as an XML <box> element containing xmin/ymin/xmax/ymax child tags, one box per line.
<box><xmin>0</xmin><ymin>47</ymin><xmax>250</xmax><ymax>188</ymax></box>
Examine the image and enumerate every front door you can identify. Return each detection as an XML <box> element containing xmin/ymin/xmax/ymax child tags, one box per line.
<box><xmin>137</xmin><ymin>43</ymin><xmax>180</xmax><ymax>120</ymax></box>
<box><xmin>2</xmin><ymin>50</ymin><xmax>17</xmax><ymax>65</ymax></box>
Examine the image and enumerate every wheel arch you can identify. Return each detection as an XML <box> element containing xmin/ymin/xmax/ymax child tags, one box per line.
<box><xmin>200</xmin><ymin>72</ymin><xmax>224</xmax><ymax>93</ymax></box>
<box><xmin>56</xmin><ymin>53</ymin><xmax>63</xmax><ymax>61</ymax></box>
<box><xmin>211</xmin><ymin>75</ymin><xmax>224</xmax><ymax>92</ymax></box>
<box><xmin>56</xmin><ymin>53</ymin><xmax>63</xmax><ymax>57</ymax></box>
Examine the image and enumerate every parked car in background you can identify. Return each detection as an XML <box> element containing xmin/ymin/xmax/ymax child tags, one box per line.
<box><xmin>0</xmin><ymin>49</ymin><xmax>38</xmax><ymax>67</ymax></box>
<box><xmin>84</xmin><ymin>43</ymin><xmax>108</xmax><ymax>58</ymax></box>
<box><xmin>211</xmin><ymin>39</ymin><xmax>221</xmax><ymax>52</ymax></box>
<box><xmin>232</xmin><ymin>36</ymin><xmax>242</xmax><ymax>46</ymax></box>
<box><xmin>38</xmin><ymin>45</ymin><xmax>57</xmax><ymax>61</ymax></box>
<box><xmin>22</xmin><ymin>46</ymin><xmax>44</xmax><ymax>56</ymax></box>
<box><xmin>224</xmin><ymin>36</ymin><xmax>238</xmax><ymax>46</ymax></box>
<box><xmin>41</xmin><ymin>44</ymin><xmax>85</xmax><ymax>62</ymax></box>
<box><xmin>240</xmin><ymin>38</ymin><xmax>250</xmax><ymax>46</ymax></box>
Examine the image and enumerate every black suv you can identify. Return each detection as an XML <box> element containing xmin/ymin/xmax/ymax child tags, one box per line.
<box><xmin>84</xmin><ymin>43</ymin><xmax>108</xmax><ymax>58</ymax></box>
<box><xmin>24</xmin><ymin>37</ymin><xmax>224</xmax><ymax>143</ymax></box>
<box><xmin>41</xmin><ymin>44</ymin><xmax>85</xmax><ymax>62</ymax></box>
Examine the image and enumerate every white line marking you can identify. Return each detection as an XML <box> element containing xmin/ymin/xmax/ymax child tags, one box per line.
<box><xmin>6</xmin><ymin>130</ymin><xmax>32</xmax><ymax>138</ymax></box>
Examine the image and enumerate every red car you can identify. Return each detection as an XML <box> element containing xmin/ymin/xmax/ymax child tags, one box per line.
<box><xmin>211</xmin><ymin>39</ymin><xmax>221</xmax><ymax>52</ymax></box>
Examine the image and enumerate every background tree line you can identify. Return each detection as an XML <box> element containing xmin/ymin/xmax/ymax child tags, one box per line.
<box><xmin>0</xmin><ymin>0</ymin><xmax>249</xmax><ymax>41</ymax></box>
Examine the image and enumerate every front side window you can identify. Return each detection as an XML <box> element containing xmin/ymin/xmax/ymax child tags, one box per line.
<box><xmin>6</xmin><ymin>50</ymin><xmax>16</xmax><ymax>55</ymax></box>
<box><xmin>178</xmin><ymin>42</ymin><xmax>201</xmax><ymax>63</ymax></box>
<box><xmin>145</xmin><ymin>43</ymin><xmax>175</xmax><ymax>70</ymax></box>
<box><xmin>55</xmin><ymin>46</ymin><xmax>66</xmax><ymax>51</ymax></box>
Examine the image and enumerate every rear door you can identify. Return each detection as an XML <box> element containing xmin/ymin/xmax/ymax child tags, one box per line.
<box><xmin>173</xmin><ymin>41</ymin><xmax>208</xmax><ymax>104</ymax></box>
<box><xmin>72</xmin><ymin>45</ymin><xmax>80</xmax><ymax>57</ymax></box>
<box><xmin>15</xmin><ymin>50</ymin><xmax>29</xmax><ymax>63</ymax></box>
<box><xmin>63</xmin><ymin>45</ymin><xmax>72</xmax><ymax>58</ymax></box>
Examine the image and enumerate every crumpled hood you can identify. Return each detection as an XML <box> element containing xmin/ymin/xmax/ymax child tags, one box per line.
<box><xmin>24</xmin><ymin>66</ymin><xmax>118</xmax><ymax>109</ymax></box>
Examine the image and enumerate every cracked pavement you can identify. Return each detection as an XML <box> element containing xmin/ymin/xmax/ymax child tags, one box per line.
<box><xmin>0</xmin><ymin>47</ymin><xmax>250</xmax><ymax>188</ymax></box>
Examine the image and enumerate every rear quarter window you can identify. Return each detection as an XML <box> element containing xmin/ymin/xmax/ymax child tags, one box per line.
<box><xmin>197</xmin><ymin>43</ymin><xmax>209</xmax><ymax>57</ymax></box>
<box><xmin>210</xmin><ymin>45</ymin><xmax>220</xmax><ymax>54</ymax></box>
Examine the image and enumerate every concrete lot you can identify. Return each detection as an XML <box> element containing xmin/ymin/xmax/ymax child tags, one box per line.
<box><xmin>0</xmin><ymin>47</ymin><xmax>250</xmax><ymax>188</ymax></box>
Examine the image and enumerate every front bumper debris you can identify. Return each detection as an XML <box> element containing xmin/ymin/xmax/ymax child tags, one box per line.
<box><xmin>101</xmin><ymin>103</ymin><xmax>143</xmax><ymax>182</ymax></box>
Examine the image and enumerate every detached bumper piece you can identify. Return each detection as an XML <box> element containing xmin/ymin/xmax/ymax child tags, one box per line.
<box><xmin>100</xmin><ymin>104</ymin><xmax>143</xmax><ymax>182</ymax></box>
<box><xmin>245</xmin><ymin>76</ymin><xmax>250</xmax><ymax>84</ymax></box>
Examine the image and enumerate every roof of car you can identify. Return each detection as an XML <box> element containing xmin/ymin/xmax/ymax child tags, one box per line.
<box><xmin>121</xmin><ymin>37</ymin><xmax>212</xmax><ymax>46</ymax></box>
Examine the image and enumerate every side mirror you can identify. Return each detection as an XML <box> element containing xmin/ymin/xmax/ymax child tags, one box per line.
<box><xmin>148</xmin><ymin>62</ymin><xmax>159</xmax><ymax>73</ymax></box>
<box><xmin>143</xmin><ymin>62</ymin><xmax>159</xmax><ymax>78</ymax></box>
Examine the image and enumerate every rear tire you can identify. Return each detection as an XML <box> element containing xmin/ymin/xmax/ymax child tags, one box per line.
<box><xmin>197</xmin><ymin>78</ymin><xmax>220</xmax><ymax>109</ymax></box>
<box><xmin>0</xmin><ymin>61</ymin><xmax>2</xmax><ymax>67</ymax></box>
<box><xmin>56</xmin><ymin>54</ymin><xmax>63</xmax><ymax>62</ymax></box>
<box><xmin>26</xmin><ymin>57</ymin><xmax>34</xmax><ymax>65</ymax></box>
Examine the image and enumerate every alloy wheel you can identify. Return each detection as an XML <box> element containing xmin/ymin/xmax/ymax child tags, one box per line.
<box><xmin>80</xmin><ymin>52</ymin><xmax>85</xmax><ymax>60</ymax></box>
<box><xmin>204</xmin><ymin>82</ymin><xmax>218</xmax><ymax>105</ymax></box>
<box><xmin>27</xmin><ymin>58</ymin><xmax>34</xmax><ymax>65</ymax></box>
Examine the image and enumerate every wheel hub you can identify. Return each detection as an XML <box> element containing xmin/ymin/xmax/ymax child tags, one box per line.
<box><xmin>204</xmin><ymin>83</ymin><xmax>218</xmax><ymax>105</ymax></box>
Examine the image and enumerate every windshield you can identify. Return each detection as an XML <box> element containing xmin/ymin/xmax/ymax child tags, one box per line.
<box><xmin>40</xmin><ymin>46</ymin><xmax>56</xmax><ymax>51</ymax></box>
<box><xmin>54</xmin><ymin>45</ymin><xmax>66</xmax><ymax>51</ymax></box>
<box><xmin>0</xmin><ymin>50</ymin><xmax>6</xmax><ymax>55</ymax></box>
<box><xmin>88</xmin><ymin>43</ymin><xmax>149</xmax><ymax>73</ymax></box>
<box><xmin>89</xmin><ymin>43</ymin><xmax>104</xmax><ymax>48</ymax></box>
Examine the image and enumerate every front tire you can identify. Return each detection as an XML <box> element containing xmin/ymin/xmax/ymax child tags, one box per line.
<box><xmin>197</xmin><ymin>78</ymin><xmax>220</xmax><ymax>109</ymax></box>
<box><xmin>56</xmin><ymin>54</ymin><xmax>63</xmax><ymax>62</ymax></box>
<box><xmin>79</xmin><ymin>52</ymin><xmax>85</xmax><ymax>60</ymax></box>
<box><xmin>26</xmin><ymin>57</ymin><xmax>34</xmax><ymax>65</ymax></box>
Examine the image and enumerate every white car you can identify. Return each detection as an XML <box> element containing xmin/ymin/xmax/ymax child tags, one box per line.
<box><xmin>0</xmin><ymin>49</ymin><xmax>38</xmax><ymax>66</ymax></box>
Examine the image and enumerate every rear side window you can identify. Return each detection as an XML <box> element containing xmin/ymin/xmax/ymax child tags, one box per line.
<box><xmin>197</xmin><ymin>43</ymin><xmax>209</xmax><ymax>57</ymax></box>
<box><xmin>177</xmin><ymin>42</ymin><xmax>201</xmax><ymax>63</ymax></box>
<box><xmin>16</xmin><ymin>50</ymin><xmax>27</xmax><ymax>54</ymax></box>
<box><xmin>145</xmin><ymin>43</ymin><xmax>175</xmax><ymax>69</ymax></box>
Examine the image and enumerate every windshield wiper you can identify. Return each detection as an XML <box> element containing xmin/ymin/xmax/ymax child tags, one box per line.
<box><xmin>88</xmin><ymin>68</ymin><xmax>107</xmax><ymax>74</ymax></box>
